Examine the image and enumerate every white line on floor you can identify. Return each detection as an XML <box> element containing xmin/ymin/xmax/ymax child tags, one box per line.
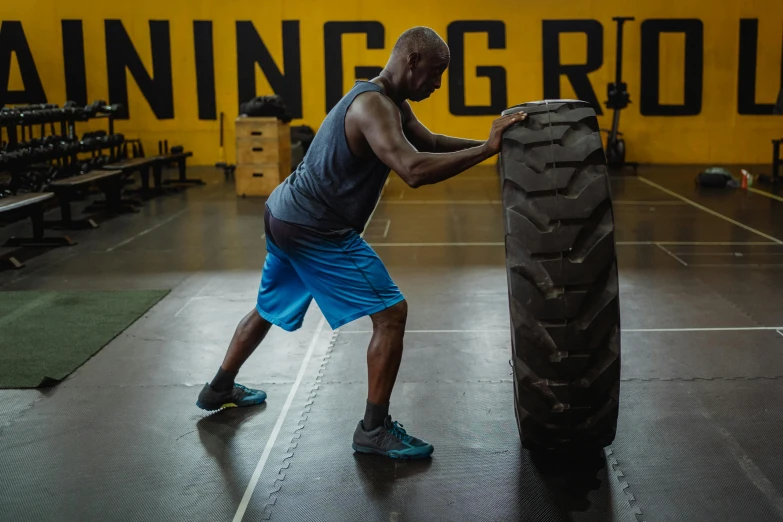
<box><xmin>340</xmin><ymin>329</ymin><xmax>507</xmax><ymax>334</ymax></box>
<box><xmin>0</xmin><ymin>250</ymin><xmax>79</xmax><ymax>290</ymax></box>
<box><xmin>380</xmin><ymin>199</ymin><xmax>686</xmax><ymax>206</ymax></box>
<box><xmin>777</xmin><ymin>330</ymin><xmax>783</xmax><ymax>338</ymax></box>
<box><xmin>340</xmin><ymin>326</ymin><xmax>783</xmax><ymax>334</ymax></box>
<box><xmin>105</xmin><ymin>208</ymin><xmax>188</xmax><ymax>252</ymax></box>
<box><xmin>701</xmin><ymin>410</ymin><xmax>783</xmax><ymax>519</ymax></box>
<box><xmin>383</xmin><ymin>200</ymin><xmax>501</xmax><ymax>205</ymax></box>
<box><xmin>362</xmin><ymin>219</ymin><xmax>391</xmax><ymax>239</ymax></box>
<box><xmin>232</xmin><ymin>317</ymin><xmax>326</xmax><ymax>522</ymax></box>
<box><xmin>369</xmin><ymin>242</ymin><xmax>505</xmax><ymax>247</ymax></box>
<box><xmin>612</xmin><ymin>200</ymin><xmax>687</xmax><ymax>206</ymax></box>
<box><xmin>173</xmin><ymin>296</ymin><xmax>208</xmax><ymax>318</ymax></box>
<box><xmin>638</xmin><ymin>177</ymin><xmax>783</xmax><ymax>245</ymax></box>
<box><xmin>656</xmin><ymin>243</ymin><xmax>689</xmax><ymax>266</ymax></box>
<box><xmin>670</xmin><ymin>252</ymin><xmax>783</xmax><ymax>257</ymax></box>
<box><xmin>367</xmin><ymin>241</ymin><xmax>780</xmax><ymax>248</ymax></box>
<box><xmin>173</xmin><ymin>277</ymin><xmax>216</xmax><ymax>317</ymax></box>
<box><xmin>626</xmin><ymin>326</ymin><xmax>783</xmax><ymax>332</ymax></box>
<box><xmin>749</xmin><ymin>187</ymin><xmax>783</xmax><ymax>204</ymax></box>
<box><xmin>686</xmin><ymin>263</ymin><xmax>783</xmax><ymax>268</ymax></box>
<box><xmin>617</xmin><ymin>241</ymin><xmax>778</xmax><ymax>246</ymax></box>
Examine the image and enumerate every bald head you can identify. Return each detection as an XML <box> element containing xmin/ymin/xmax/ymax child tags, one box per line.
<box><xmin>379</xmin><ymin>26</ymin><xmax>450</xmax><ymax>103</ymax></box>
<box><xmin>391</xmin><ymin>27</ymin><xmax>448</xmax><ymax>60</ymax></box>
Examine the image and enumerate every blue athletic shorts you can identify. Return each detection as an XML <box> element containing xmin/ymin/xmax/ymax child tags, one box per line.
<box><xmin>255</xmin><ymin>206</ymin><xmax>405</xmax><ymax>331</ymax></box>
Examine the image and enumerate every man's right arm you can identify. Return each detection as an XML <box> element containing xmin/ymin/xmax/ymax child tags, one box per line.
<box><xmin>353</xmin><ymin>93</ymin><xmax>525</xmax><ymax>188</ymax></box>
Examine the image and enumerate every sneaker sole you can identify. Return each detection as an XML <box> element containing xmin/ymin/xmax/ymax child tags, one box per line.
<box><xmin>352</xmin><ymin>443</ymin><xmax>434</xmax><ymax>460</ymax></box>
<box><xmin>196</xmin><ymin>397</ymin><xmax>266</xmax><ymax>411</ymax></box>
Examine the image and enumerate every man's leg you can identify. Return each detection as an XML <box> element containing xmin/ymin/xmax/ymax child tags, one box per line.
<box><xmin>196</xmin><ymin>228</ymin><xmax>312</xmax><ymax>411</ymax></box>
<box><xmin>220</xmin><ymin>308</ymin><xmax>273</xmax><ymax>374</ymax></box>
<box><xmin>270</xmin><ymin>223</ymin><xmax>433</xmax><ymax>458</ymax></box>
<box><xmin>352</xmin><ymin>300</ymin><xmax>434</xmax><ymax>460</ymax></box>
<box><xmin>196</xmin><ymin>308</ymin><xmax>272</xmax><ymax>411</ymax></box>
<box><xmin>363</xmin><ymin>300</ymin><xmax>407</xmax><ymax>429</ymax></box>
<box><xmin>205</xmin><ymin>309</ymin><xmax>273</xmax><ymax>394</ymax></box>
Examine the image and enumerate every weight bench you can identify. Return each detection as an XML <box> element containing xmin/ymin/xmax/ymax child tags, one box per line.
<box><xmin>0</xmin><ymin>193</ymin><xmax>76</xmax><ymax>269</ymax></box>
<box><xmin>97</xmin><ymin>157</ymin><xmax>157</xmax><ymax>204</ymax></box>
<box><xmin>159</xmin><ymin>151</ymin><xmax>201</xmax><ymax>186</ymax></box>
<box><xmin>46</xmin><ymin>170</ymin><xmax>126</xmax><ymax>229</ymax></box>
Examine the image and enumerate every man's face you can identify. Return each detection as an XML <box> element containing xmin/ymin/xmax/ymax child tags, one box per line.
<box><xmin>408</xmin><ymin>47</ymin><xmax>450</xmax><ymax>102</ymax></box>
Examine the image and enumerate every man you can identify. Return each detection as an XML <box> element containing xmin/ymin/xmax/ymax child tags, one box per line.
<box><xmin>196</xmin><ymin>27</ymin><xmax>526</xmax><ymax>459</ymax></box>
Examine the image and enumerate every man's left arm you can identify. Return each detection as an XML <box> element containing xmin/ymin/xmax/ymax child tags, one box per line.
<box><xmin>430</xmin><ymin>133</ymin><xmax>486</xmax><ymax>152</ymax></box>
<box><xmin>401</xmin><ymin>101</ymin><xmax>486</xmax><ymax>153</ymax></box>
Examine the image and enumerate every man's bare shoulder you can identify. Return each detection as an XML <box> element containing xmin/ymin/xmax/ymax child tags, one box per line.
<box><xmin>348</xmin><ymin>90</ymin><xmax>402</xmax><ymax>123</ymax></box>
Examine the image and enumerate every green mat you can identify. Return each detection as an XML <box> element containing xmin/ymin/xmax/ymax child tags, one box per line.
<box><xmin>0</xmin><ymin>289</ymin><xmax>169</xmax><ymax>388</ymax></box>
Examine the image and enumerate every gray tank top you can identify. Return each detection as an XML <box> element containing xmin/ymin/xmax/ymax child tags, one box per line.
<box><xmin>266</xmin><ymin>81</ymin><xmax>402</xmax><ymax>233</ymax></box>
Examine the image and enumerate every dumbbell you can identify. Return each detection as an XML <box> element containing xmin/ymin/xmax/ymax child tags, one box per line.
<box><xmin>0</xmin><ymin>109</ymin><xmax>19</xmax><ymax>126</ymax></box>
<box><xmin>42</xmin><ymin>136</ymin><xmax>61</xmax><ymax>147</ymax></box>
<box><xmin>107</xmin><ymin>134</ymin><xmax>125</xmax><ymax>147</ymax></box>
<box><xmin>101</xmin><ymin>103</ymin><xmax>123</xmax><ymax>114</ymax></box>
<box><xmin>63</xmin><ymin>101</ymin><xmax>88</xmax><ymax>121</ymax></box>
<box><xmin>83</xmin><ymin>100</ymin><xmax>108</xmax><ymax>118</ymax></box>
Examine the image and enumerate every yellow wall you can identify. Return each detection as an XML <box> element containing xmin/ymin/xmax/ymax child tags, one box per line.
<box><xmin>1</xmin><ymin>0</ymin><xmax>782</xmax><ymax>165</ymax></box>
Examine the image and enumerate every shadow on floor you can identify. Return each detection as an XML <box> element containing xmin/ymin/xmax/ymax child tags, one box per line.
<box><xmin>196</xmin><ymin>405</ymin><xmax>269</xmax><ymax>505</ymax></box>
<box><xmin>528</xmin><ymin>448</ymin><xmax>610</xmax><ymax>514</ymax></box>
<box><xmin>353</xmin><ymin>453</ymin><xmax>434</xmax><ymax>499</ymax></box>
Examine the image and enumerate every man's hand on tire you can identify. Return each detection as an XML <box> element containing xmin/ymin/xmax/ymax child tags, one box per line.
<box><xmin>483</xmin><ymin>112</ymin><xmax>527</xmax><ymax>156</ymax></box>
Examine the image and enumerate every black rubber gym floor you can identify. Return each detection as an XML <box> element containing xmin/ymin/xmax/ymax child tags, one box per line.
<box><xmin>2</xmin><ymin>164</ymin><xmax>783</xmax><ymax>521</ymax></box>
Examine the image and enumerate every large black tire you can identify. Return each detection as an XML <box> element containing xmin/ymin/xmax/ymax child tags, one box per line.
<box><xmin>498</xmin><ymin>99</ymin><xmax>621</xmax><ymax>452</ymax></box>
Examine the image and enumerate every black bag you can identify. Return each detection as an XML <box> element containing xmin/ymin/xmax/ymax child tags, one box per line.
<box><xmin>239</xmin><ymin>95</ymin><xmax>293</xmax><ymax>122</ymax></box>
<box><xmin>696</xmin><ymin>167</ymin><xmax>737</xmax><ymax>188</ymax></box>
<box><xmin>290</xmin><ymin>125</ymin><xmax>315</xmax><ymax>154</ymax></box>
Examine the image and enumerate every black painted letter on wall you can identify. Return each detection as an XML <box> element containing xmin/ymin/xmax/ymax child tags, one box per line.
<box><xmin>62</xmin><ymin>20</ymin><xmax>87</xmax><ymax>106</ymax></box>
<box><xmin>324</xmin><ymin>22</ymin><xmax>384</xmax><ymax>113</ymax></box>
<box><xmin>542</xmin><ymin>20</ymin><xmax>603</xmax><ymax>115</ymax></box>
<box><xmin>738</xmin><ymin>19</ymin><xmax>783</xmax><ymax>115</ymax></box>
<box><xmin>194</xmin><ymin>21</ymin><xmax>217</xmax><ymax>120</ymax></box>
<box><xmin>640</xmin><ymin>19</ymin><xmax>703</xmax><ymax>116</ymax></box>
<box><xmin>447</xmin><ymin>21</ymin><xmax>507</xmax><ymax>116</ymax></box>
<box><xmin>105</xmin><ymin>20</ymin><xmax>174</xmax><ymax>119</ymax></box>
<box><xmin>0</xmin><ymin>21</ymin><xmax>47</xmax><ymax>105</ymax></box>
<box><xmin>236</xmin><ymin>21</ymin><xmax>302</xmax><ymax>118</ymax></box>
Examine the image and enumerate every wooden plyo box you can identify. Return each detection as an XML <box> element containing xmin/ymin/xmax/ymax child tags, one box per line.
<box><xmin>234</xmin><ymin>117</ymin><xmax>292</xmax><ymax>197</ymax></box>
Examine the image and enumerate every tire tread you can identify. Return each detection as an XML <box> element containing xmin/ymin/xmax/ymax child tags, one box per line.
<box><xmin>501</xmin><ymin>99</ymin><xmax>621</xmax><ymax>450</ymax></box>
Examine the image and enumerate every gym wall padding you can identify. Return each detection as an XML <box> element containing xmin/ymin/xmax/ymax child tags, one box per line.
<box><xmin>1</xmin><ymin>1</ymin><xmax>781</xmax><ymax>166</ymax></box>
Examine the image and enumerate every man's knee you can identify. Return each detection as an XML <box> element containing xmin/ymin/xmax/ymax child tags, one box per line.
<box><xmin>371</xmin><ymin>300</ymin><xmax>408</xmax><ymax>330</ymax></box>
<box><xmin>245</xmin><ymin>308</ymin><xmax>272</xmax><ymax>331</ymax></box>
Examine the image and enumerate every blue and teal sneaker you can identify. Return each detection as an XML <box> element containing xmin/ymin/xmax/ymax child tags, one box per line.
<box><xmin>352</xmin><ymin>415</ymin><xmax>434</xmax><ymax>459</ymax></box>
<box><xmin>196</xmin><ymin>382</ymin><xmax>267</xmax><ymax>411</ymax></box>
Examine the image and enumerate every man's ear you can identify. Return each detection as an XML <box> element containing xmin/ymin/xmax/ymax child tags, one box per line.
<box><xmin>407</xmin><ymin>51</ymin><xmax>420</xmax><ymax>70</ymax></box>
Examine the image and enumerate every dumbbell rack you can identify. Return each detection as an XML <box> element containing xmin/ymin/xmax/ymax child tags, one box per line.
<box><xmin>0</xmin><ymin>102</ymin><xmax>126</xmax><ymax>197</ymax></box>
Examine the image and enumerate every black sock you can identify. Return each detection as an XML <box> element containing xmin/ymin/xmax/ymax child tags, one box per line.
<box><xmin>210</xmin><ymin>367</ymin><xmax>238</xmax><ymax>392</ymax></box>
<box><xmin>363</xmin><ymin>400</ymin><xmax>389</xmax><ymax>431</ymax></box>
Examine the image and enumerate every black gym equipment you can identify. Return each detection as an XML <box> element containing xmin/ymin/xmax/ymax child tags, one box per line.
<box><xmin>603</xmin><ymin>17</ymin><xmax>637</xmax><ymax>173</ymax></box>
<box><xmin>499</xmin><ymin>99</ymin><xmax>621</xmax><ymax>452</ymax></box>
<box><xmin>215</xmin><ymin>112</ymin><xmax>236</xmax><ymax>180</ymax></box>
<box><xmin>0</xmin><ymin>100</ymin><xmax>197</xmax><ymax>270</ymax></box>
